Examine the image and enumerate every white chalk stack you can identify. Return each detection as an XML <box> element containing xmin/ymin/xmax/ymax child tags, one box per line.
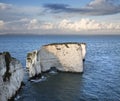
<box><xmin>26</xmin><ymin>42</ymin><xmax>86</xmax><ymax>78</ymax></box>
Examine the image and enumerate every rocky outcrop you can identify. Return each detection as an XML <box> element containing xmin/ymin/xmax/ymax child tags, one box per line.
<box><xmin>26</xmin><ymin>50</ymin><xmax>41</xmax><ymax>78</ymax></box>
<box><xmin>26</xmin><ymin>42</ymin><xmax>86</xmax><ymax>78</ymax></box>
<box><xmin>0</xmin><ymin>52</ymin><xmax>24</xmax><ymax>101</ymax></box>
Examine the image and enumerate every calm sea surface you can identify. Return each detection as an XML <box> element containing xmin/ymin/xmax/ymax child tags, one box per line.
<box><xmin>0</xmin><ymin>35</ymin><xmax>120</xmax><ymax>101</ymax></box>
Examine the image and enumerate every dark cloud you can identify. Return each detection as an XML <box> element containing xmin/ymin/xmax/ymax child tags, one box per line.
<box><xmin>44</xmin><ymin>4</ymin><xmax>69</xmax><ymax>13</ymax></box>
<box><xmin>44</xmin><ymin>4</ymin><xmax>68</xmax><ymax>10</ymax></box>
<box><xmin>43</xmin><ymin>0</ymin><xmax>120</xmax><ymax>16</ymax></box>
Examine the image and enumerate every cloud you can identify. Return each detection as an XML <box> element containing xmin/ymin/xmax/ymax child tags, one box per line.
<box><xmin>44</xmin><ymin>4</ymin><xmax>69</xmax><ymax>13</ymax></box>
<box><xmin>0</xmin><ymin>18</ymin><xmax>119</xmax><ymax>35</ymax></box>
<box><xmin>0</xmin><ymin>18</ymin><xmax>53</xmax><ymax>31</ymax></box>
<box><xmin>44</xmin><ymin>0</ymin><xmax>120</xmax><ymax>16</ymax></box>
<box><xmin>27</xmin><ymin>19</ymin><xmax>53</xmax><ymax>30</ymax></box>
<box><xmin>58</xmin><ymin>19</ymin><xmax>120</xmax><ymax>32</ymax></box>
<box><xmin>0</xmin><ymin>3</ymin><xmax>26</xmax><ymax>21</ymax></box>
<box><xmin>0</xmin><ymin>2</ymin><xmax>42</xmax><ymax>21</ymax></box>
<box><xmin>0</xmin><ymin>3</ymin><xmax>12</xmax><ymax>10</ymax></box>
<box><xmin>0</xmin><ymin>20</ymin><xmax>5</xmax><ymax>29</ymax></box>
<box><xmin>0</xmin><ymin>1</ymin><xmax>119</xmax><ymax>35</ymax></box>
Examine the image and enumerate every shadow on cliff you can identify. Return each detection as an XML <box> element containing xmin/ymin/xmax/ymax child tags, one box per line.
<box><xmin>39</xmin><ymin>47</ymin><xmax>64</xmax><ymax>73</ymax></box>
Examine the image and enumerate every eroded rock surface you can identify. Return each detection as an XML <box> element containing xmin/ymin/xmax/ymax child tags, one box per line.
<box><xmin>0</xmin><ymin>52</ymin><xmax>24</xmax><ymax>101</ymax></box>
<box><xmin>26</xmin><ymin>42</ymin><xmax>86</xmax><ymax>78</ymax></box>
<box><xmin>26</xmin><ymin>50</ymin><xmax>41</xmax><ymax>78</ymax></box>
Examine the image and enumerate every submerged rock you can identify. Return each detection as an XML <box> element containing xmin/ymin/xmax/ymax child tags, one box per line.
<box><xmin>26</xmin><ymin>42</ymin><xmax>86</xmax><ymax>78</ymax></box>
<box><xmin>0</xmin><ymin>52</ymin><xmax>24</xmax><ymax>101</ymax></box>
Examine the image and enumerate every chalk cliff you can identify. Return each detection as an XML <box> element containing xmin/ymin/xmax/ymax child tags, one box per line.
<box><xmin>26</xmin><ymin>50</ymin><xmax>41</xmax><ymax>78</ymax></box>
<box><xmin>26</xmin><ymin>42</ymin><xmax>86</xmax><ymax>78</ymax></box>
<box><xmin>0</xmin><ymin>52</ymin><xmax>24</xmax><ymax>101</ymax></box>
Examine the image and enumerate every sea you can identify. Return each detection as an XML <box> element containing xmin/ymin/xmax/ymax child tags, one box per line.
<box><xmin>0</xmin><ymin>35</ymin><xmax>120</xmax><ymax>101</ymax></box>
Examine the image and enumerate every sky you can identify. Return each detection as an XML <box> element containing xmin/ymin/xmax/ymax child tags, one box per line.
<box><xmin>0</xmin><ymin>0</ymin><xmax>120</xmax><ymax>35</ymax></box>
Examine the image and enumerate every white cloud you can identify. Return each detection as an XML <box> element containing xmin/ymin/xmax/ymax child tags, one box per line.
<box><xmin>27</xmin><ymin>19</ymin><xmax>39</xmax><ymax>29</ymax></box>
<box><xmin>0</xmin><ymin>3</ymin><xmax>12</xmax><ymax>10</ymax></box>
<box><xmin>0</xmin><ymin>1</ymin><xmax>120</xmax><ymax>35</ymax></box>
<box><xmin>58</xmin><ymin>18</ymin><xmax>120</xmax><ymax>32</ymax></box>
<box><xmin>88</xmin><ymin>0</ymin><xmax>110</xmax><ymax>8</ymax></box>
<box><xmin>0</xmin><ymin>18</ymin><xmax>120</xmax><ymax>35</ymax></box>
<box><xmin>40</xmin><ymin>23</ymin><xmax>53</xmax><ymax>30</ymax></box>
<box><xmin>0</xmin><ymin>20</ymin><xmax>5</xmax><ymax>29</ymax></box>
<box><xmin>85</xmin><ymin>0</ymin><xmax>120</xmax><ymax>15</ymax></box>
<box><xmin>27</xmin><ymin>19</ymin><xmax>53</xmax><ymax>30</ymax></box>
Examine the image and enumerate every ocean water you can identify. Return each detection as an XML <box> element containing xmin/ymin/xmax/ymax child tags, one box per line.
<box><xmin>0</xmin><ymin>35</ymin><xmax>120</xmax><ymax>101</ymax></box>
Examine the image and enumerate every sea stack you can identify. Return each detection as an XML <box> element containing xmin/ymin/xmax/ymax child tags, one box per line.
<box><xmin>0</xmin><ymin>52</ymin><xmax>24</xmax><ymax>101</ymax></box>
<box><xmin>26</xmin><ymin>42</ymin><xmax>86</xmax><ymax>78</ymax></box>
<box><xmin>26</xmin><ymin>50</ymin><xmax>41</xmax><ymax>78</ymax></box>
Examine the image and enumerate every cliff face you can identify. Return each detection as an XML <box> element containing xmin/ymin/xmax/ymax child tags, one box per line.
<box><xmin>81</xmin><ymin>43</ymin><xmax>86</xmax><ymax>61</ymax></box>
<box><xmin>26</xmin><ymin>42</ymin><xmax>86</xmax><ymax>78</ymax></box>
<box><xmin>0</xmin><ymin>52</ymin><xmax>24</xmax><ymax>101</ymax></box>
<box><xmin>26</xmin><ymin>50</ymin><xmax>41</xmax><ymax>78</ymax></box>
